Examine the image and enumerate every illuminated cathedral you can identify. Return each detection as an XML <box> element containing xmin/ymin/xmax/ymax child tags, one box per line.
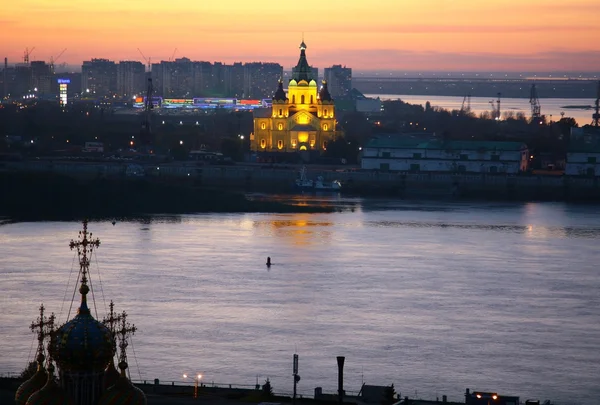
<box><xmin>251</xmin><ymin>41</ymin><xmax>340</xmax><ymax>155</ymax></box>
<box><xmin>15</xmin><ymin>221</ymin><xmax>146</xmax><ymax>405</ymax></box>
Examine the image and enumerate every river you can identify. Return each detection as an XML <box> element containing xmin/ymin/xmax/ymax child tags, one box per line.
<box><xmin>365</xmin><ymin>94</ymin><xmax>597</xmax><ymax>126</ymax></box>
<box><xmin>1</xmin><ymin>197</ymin><xmax>599</xmax><ymax>404</ymax></box>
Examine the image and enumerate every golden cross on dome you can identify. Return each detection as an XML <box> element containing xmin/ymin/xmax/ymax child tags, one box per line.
<box><xmin>69</xmin><ymin>219</ymin><xmax>101</xmax><ymax>284</ymax></box>
<box><xmin>117</xmin><ymin>311</ymin><xmax>137</xmax><ymax>366</ymax></box>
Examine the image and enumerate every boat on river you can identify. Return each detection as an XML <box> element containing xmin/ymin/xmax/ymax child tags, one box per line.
<box><xmin>295</xmin><ymin>166</ymin><xmax>342</xmax><ymax>191</ymax></box>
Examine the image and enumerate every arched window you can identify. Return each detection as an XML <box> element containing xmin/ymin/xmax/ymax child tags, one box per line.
<box><xmin>310</xmin><ymin>95</ymin><xmax>313</xmax><ymax>104</ymax></box>
<box><xmin>279</xmin><ymin>108</ymin><xmax>283</xmax><ymax>116</ymax></box>
<box><xmin>292</xmin><ymin>95</ymin><xmax>296</xmax><ymax>103</ymax></box>
<box><xmin>323</xmin><ymin>124</ymin><xmax>328</xmax><ymax>131</ymax></box>
<box><xmin>278</xmin><ymin>123</ymin><xmax>283</xmax><ymax>131</ymax></box>
<box><xmin>323</xmin><ymin>141</ymin><xmax>328</xmax><ymax>150</ymax></box>
<box><xmin>277</xmin><ymin>140</ymin><xmax>284</xmax><ymax>149</ymax></box>
<box><xmin>261</xmin><ymin>122</ymin><xmax>266</xmax><ymax>130</ymax></box>
<box><xmin>260</xmin><ymin>139</ymin><xmax>266</xmax><ymax>149</ymax></box>
<box><xmin>324</xmin><ymin>109</ymin><xmax>328</xmax><ymax>116</ymax></box>
<box><xmin>291</xmin><ymin>139</ymin><xmax>297</xmax><ymax>147</ymax></box>
<box><xmin>301</xmin><ymin>95</ymin><xmax>305</xmax><ymax>104</ymax></box>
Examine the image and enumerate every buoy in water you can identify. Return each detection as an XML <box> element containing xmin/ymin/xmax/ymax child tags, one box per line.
<box><xmin>266</xmin><ymin>257</ymin><xmax>271</xmax><ymax>266</ymax></box>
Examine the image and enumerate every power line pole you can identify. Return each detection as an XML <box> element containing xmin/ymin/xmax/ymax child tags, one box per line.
<box><xmin>293</xmin><ymin>354</ymin><xmax>300</xmax><ymax>405</ymax></box>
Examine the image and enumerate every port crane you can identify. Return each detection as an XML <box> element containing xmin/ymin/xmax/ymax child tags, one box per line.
<box><xmin>489</xmin><ymin>92</ymin><xmax>501</xmax><ymax>120</ymax></box>
<box><xmin>169</xmin><ymin>48</ymin><xmax>178</xmax><ymax>61</ymax></box>
<box><xmin>50</xmin><ymin>48</ymin><xmax>67</xmax><ymax>73</ymax></box>
<box><xmin>593</xmin><ymin>81</ymin><xmax>600</xmax><ymax>127</ymax></box>
<box><xmin>529</xmin><ymin>83</ymin><xmax>541</xmax><ymax>121</ymax></box>
<box><xmin>23</xmin><ymin>47</ymin><xmax>35</xmax><ymax>64</ymax></box>
<box><xmin>137</xmin><ymin>48</ymin><xmax>152</xmax><ymax>72</ymax></box>
<box><xmin>140</xmin><ymin>78</ymin><xmax>154</xmax><ymax>151</ymax></box>
<box><xmin>460</xmin><ymin>94</ymin><xmax>471</xmax><ymax>114</ymax></box>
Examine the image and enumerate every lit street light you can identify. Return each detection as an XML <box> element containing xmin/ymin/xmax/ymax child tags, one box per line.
<box><xmin>183</xmin><ymin>373</ymin><xmax>202</xmax><ymax>398</ymax></box>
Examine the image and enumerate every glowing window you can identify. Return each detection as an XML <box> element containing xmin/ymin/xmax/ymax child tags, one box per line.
<box><xmin>278</xmin><ymin>123</ymin><xmax>283</xmax><ymax>130</ymax></box>
<box><xmin>279</xmin><ymin>108</ymin><xmax>282</xmax><ymax>116</ymax></box>
<box><xmin>323</xmin><ymin>124</ymin><xmax>328</xmax><ymax>131</ymax></box>
<box><xmin>261</xmin><ymin>122</ymin><xmax>266</xmax><ymax>130</ymax></box>
<box><xmin>291</xmin><ymin>139</ymin><xmax>297</xmax><ymax>147</ymax></box>
<box><xmin>323</xmin><ymin>141</ymin><xmax>327</xmax><ymax>150</ymax></box>
<box><xmin>324</xmin><ymin>109</ymin><xmax>328</xmax><ymax>116</ymax></box>
<box><xmin>260</xmin><ymin>139</ymin><xmax>266</xmax><ymax>148</ymax></box>
<box><xmin>277</xmin><ymin>140</ymin><xmax>283</xmax><ymax>149</ymax></box>
<box><xmin>309</xmin><ymin>139</ymin><xmax>315</xmax><ymax>147</ymax></box>
<box><xmin>299</xmin><ymin>145</ymin><xmax>307</xmax><ymax>151</ymax></box>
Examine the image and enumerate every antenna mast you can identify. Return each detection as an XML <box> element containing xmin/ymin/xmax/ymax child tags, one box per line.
<box><xmin>530</xmin><ymin>83</ymin><xmax>541</xmax><ymax>122</ymax></box>
<box><xmin>593</xmin><ymin>81</ymin><xmax>600</xmax><ymax>127</ymax></box>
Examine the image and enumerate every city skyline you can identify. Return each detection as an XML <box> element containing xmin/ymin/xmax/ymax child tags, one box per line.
<box><xmin>2</xmin><ymin>0</ymin><xmax>600</xmax><ymax>71</ymax></box>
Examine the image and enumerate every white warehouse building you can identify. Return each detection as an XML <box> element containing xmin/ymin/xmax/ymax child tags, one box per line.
<box><xmin>361</xmin><ymin>135</ymin><xmax>529</xmax><ymax>173</ymax></box>
<box><xmin>565</xmin><ymin>127</ymin><xmax>600</xmax><ymax>176</ymax></box>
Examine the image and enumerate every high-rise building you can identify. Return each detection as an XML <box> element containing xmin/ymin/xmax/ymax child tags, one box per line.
<box><xmin>324</xmin><ymin>65</ymin><xmax>352</xmax><ymax>98</ymax></box>
<box><xmin>251</xmin><ymin>41</ymin><xmax>340</xmax><ymax>155</ymax></box>
<box><xmin>116</xmin><ymin>61</ymin><xmax>145</xmax><ymax>98</ymax></box>
<box><xmin>81</xmin><ymin>59</ymin><xmax>117</xmax><ymax>97</ymax></box>
<box><xmin>244</xmin><ymin>62</ymin><xmax>284</xmax><ymax>99</ymax></box>
<box><xmin>30</xmin><ymin>61</ymin><xmax>52</xmax><ymax>95</ymax></box>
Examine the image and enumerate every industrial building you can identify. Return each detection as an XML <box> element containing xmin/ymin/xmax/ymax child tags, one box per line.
<box><xmin>361</xmin><ymin>134</ymin><xmax>528</xmax><ymax>173</ymax></box>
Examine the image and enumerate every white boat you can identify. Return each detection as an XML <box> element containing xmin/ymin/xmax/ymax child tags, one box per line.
<box><xmin>314</xmin><ymin>176</ymin><xmax>342</xmax><ymax>191</ymax></box>
<box><xmin>294</xmin><ymin>167</ymin><xmax>341</xmax><ymax>191</ymax></box>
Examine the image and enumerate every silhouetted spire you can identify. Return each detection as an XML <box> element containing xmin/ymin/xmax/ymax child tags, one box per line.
<box><xmin>273</xmin><ymin>79</ymin><xmax>286</xmax><ymax>101</ymax></box>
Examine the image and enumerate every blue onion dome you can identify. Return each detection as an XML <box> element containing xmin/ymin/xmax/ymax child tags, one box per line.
<box><xmin>103</xmin><ymin>359</ymin><xmax>120</xmax><ymax>391</ymax></box>
<box><xmin>15</xmin><ymin>353</ymin><xmax>47</xmax><ymax>405</ymax></box>
<box><xmin>98</xmin><ymin>361</ymin><xmax>146</xmax><ymax>405</ymax></box>
<box><xmin>26</xmin><ymin>362</ymin><xmax>73</xmax><ymax>405</ymax></box>
<box><xmin>53</xmin><ymin>282</ymin><xmax>115</xmax><ymax>373</ymax></box>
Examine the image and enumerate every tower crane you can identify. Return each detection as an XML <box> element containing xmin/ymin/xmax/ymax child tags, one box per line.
<box><xmin>24</xmin><ymin>47</ymin><xmax>35</xmax><ymax>64</ymax></box>
<box><xmin>460</xmin><ymin>94</ymin><xmax>471</xmax><ymax>114</ymax></box>
<box><xmin>169</xmin><ymin>48</ymin><xmax>178</xmax><ymax>61</ymax></box>
<box><xmin>489</xmin><ymin>92</ymin><xmax>501</xmax><ymax>120</ymax></box>
<box><xmin>50</xmin><ymin>48</ymin><xmax>67</xmax><ymax>73</ymax></box>
<box><xmin>529</xmin><ymin>83</ymin><xmax>541</xmax><ymax>121</ymax></box>
<box><xmin>137</xmin><ymin>48</ymin><xmax>151</xmax><ymax>72</ymax></box>
<box><xmin>593</xmin><ymin>81</ymin><xmax>600</xmax><ymax>127</ymax></box>
<box><xmin>141</xmin><ymin>78</ymin><xmax>154</xmax><ymax>151</ymax></box>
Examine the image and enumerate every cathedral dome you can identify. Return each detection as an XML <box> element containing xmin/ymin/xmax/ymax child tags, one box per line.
<box><xmin>53</xmin><ymin>283</ymin><xmax>115</xmax><ymax>372</ymax></box>
<box><xmin>288</xmin><ymin>79</ymin><xmax>297</xmax><ymax>87</ymax></box>
<box><xmin>273</xmin><ymin>80</ymin><xmax>287</xmax><ymax>102</ymax></box>
<box><xmin>15</xmin><ymin>353</ymin><xmax>47</xmax><ymax>405</ymax></box>
<box><xmin>309</xmin><ymin>80</ymin><xmax>317</xmax><ymax>87</ymax></box>
<box><xmin>26</xmin><ymin>363</ymin><xmax>73</xmax><ymax>405</ymax></box>
<box><xmin>319</xmin><ymin>80</ymin><xmax>332</xmax><ymax>102</ymax></box>
<box><xmin>98</xmin><ymin>362</ymin><xmax>146</xmax><ymax>405</ymax></box>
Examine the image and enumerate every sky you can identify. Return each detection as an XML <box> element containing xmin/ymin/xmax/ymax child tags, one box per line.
<box><xmin>2</xmin><ymin>0</ymin><xmax>600</xmax><ymax>71</ymax></box>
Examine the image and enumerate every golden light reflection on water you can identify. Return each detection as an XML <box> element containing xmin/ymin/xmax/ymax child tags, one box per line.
<box><xmin>252</xmin><ymin>214</ymin><xmax>333</xmax><ymax>247</ymax></box>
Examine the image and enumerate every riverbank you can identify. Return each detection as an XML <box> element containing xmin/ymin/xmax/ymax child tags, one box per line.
<box><xmin>0</xmin><ymin>172</ymin><xmax>333</xmax><ymax>220</ymax></box>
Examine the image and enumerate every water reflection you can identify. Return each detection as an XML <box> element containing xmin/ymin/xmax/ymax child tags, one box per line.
<box><xmin>253</xmin><ymin>214</ymin><xmax>334</xmax><ymax>246</ymax></box>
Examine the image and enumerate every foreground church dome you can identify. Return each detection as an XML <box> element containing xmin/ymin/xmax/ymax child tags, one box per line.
<box><xmin>15</xmin><ymin>353</ymin><xmax>47</xmax><ymax>405</ymax></box>
<box><xmin>98</xmin><ymin>361</ymin><xmax>146</xmax><ymax>405</ymax></box>
<box><xmin>53</xmin><ymin>283</ymin><xmax>115</xmax><ymax>372</ymax></box>
<box><xmin>26</xmin><ymin>363</ymin><xmax>73</xmax><ymax>405</ymax></box>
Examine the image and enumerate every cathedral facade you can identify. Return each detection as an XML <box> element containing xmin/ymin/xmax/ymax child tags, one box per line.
<box><xmin>251</xmin><ymin>41</ymin><xmax>340</xmax><ymax>154</ymax></box>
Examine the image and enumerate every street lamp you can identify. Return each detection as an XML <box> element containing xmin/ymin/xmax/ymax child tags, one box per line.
<box><xmin>183</xmin><ymin>373</ymin><xmax>202</xmax><ymax>398</ymax></box>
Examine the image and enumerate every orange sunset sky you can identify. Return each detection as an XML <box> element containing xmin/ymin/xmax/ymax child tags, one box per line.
<box><xmin>2</xmin><ymin>0</ymin><xmax>600</xmax><ymax>71</ymax></box>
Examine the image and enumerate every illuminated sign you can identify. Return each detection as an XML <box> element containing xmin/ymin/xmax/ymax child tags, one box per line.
<box><xmin>163</xmin><ymin>99</ymin><xmax>193</xmax><ymax>106</ymax></box>
<box><xmin>59</xmin><ymin>83</ymin><xmax>68</xmax><ymax>107</ymax></box>
<box><xmin>239</xmin><ymin>99</ymin><xmax>262</xmax><ymax>105</ymax></box>
<box><xmin>57</xmin><ymin>78</ymin><xmax>71</xmax><ymax>84</ymax></box>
